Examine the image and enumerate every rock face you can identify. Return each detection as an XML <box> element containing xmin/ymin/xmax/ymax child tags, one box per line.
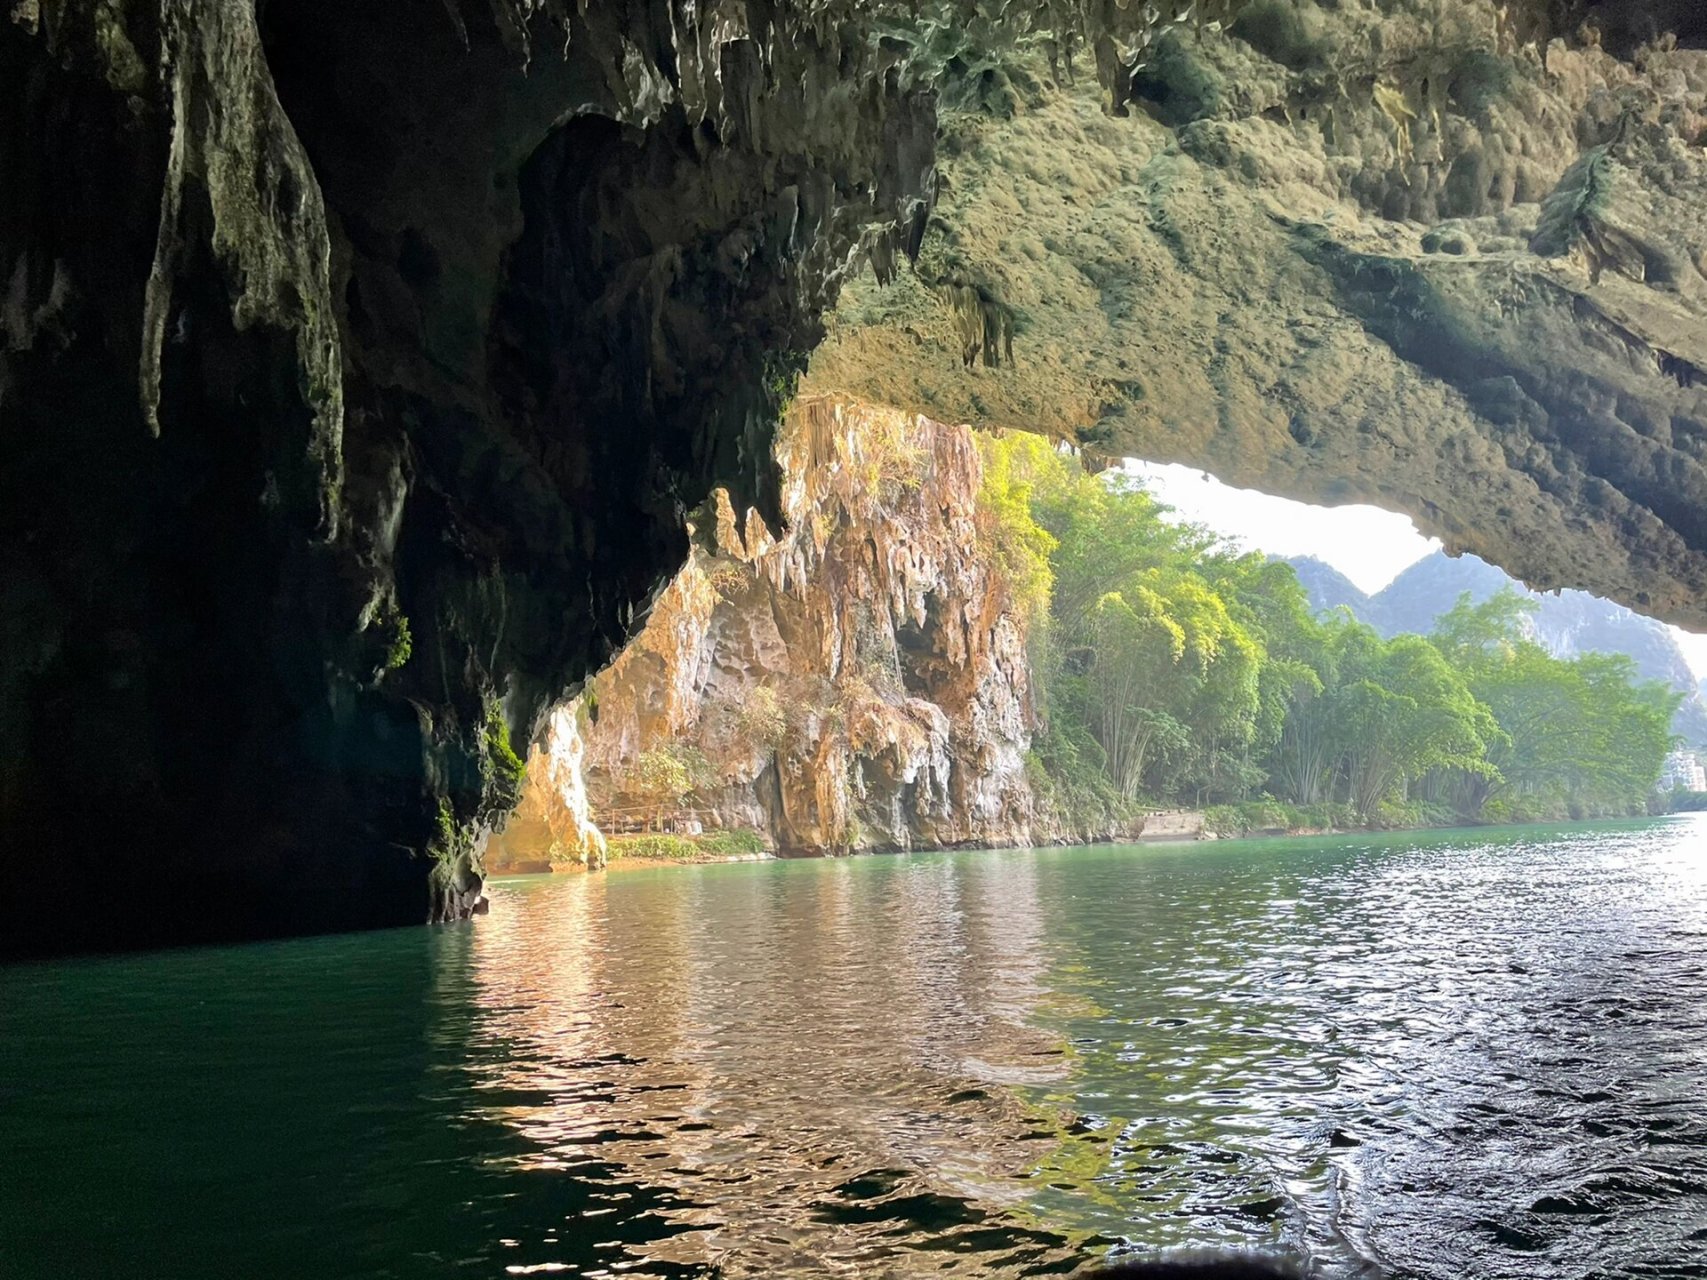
<box><xmin>809</xmin><ymin>0</ymin><xmax>1707</xmax><ymax>628</ymax></box>
<box><xmin>483</xmin><ymin>703</ymin><xmax>606</xmax><ymax>875</ymax></box>
<box><xmin>576</xmin><ymin>397</ymin><xmax>1055</xmax><ymax>855</ymax></box>
<box><xmin>5</xmin><ymin>0</ymin><xmax>1707</xmax><ymax>951</ymax></box>
<box><xmin>1</xmin><ymin>1</ymin><xmax>932</xmax><ymax>955</ymax></box>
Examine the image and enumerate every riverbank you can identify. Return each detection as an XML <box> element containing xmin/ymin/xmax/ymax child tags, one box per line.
<box><xmin>567</xmin><ymin>806</ymin><xmax>1672</xmax><ymax>876</ymax></box>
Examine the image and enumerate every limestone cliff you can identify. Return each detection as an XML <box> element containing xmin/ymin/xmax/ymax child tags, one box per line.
<box><xmin>577</xmin><ymin>397</ymin><xmax>1067</xmax><ymax>855</ymax></box>
<box><xmin>483</xmin><ymin>703</ymin><xmax>606</xmax><ymax>875</ymax></box>
<box><xmin>1</xmin><ymin>0</ymin><xmax>935</xmax><ymax>953</ymax></box>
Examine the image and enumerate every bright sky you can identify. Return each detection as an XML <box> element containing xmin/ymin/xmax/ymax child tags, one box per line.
<box><xmin>1125</xmin><ymin>460</ymin><xmax>1707</xmax><ymax>683</ymax></box>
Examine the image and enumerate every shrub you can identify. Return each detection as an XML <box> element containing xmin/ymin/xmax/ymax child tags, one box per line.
<box><xmin>1203</xmin><ymin>804</ymin><xmax>1250</xmax><ymax>837</ymax></box>
<box><xmin>706</xmin><ymin>558</ymin><xmax>749</xmax><ymax>600</ymax></box>
<box><xmin>736</xmin><ymin>685</ymin><xmax>788</xmax><ymax>748</ymax></box>
<box><xmin>608</xmin><ymin>834</ymin><xmax>698</xmax><ymax>860</ymax></box>
<box><xmin>699</xmin><ymin>829</ymin><xmax>767</xmax><ymax>856</ymax></box>
<box><xmin>624</xmin><ymin>745</ymin><xmax>697</xmax><ymax>807</ymax></box>
<box><xmin>1204</xmin><ymin>799</ymin><xmax>1355</xmax><ymax>837</ymax></box>
<box><xmin>607</xmin><ymin>830</ymin><xmax>767</xmax><ymax>860</ymax></box>
<box><xmin>381</xmin><ymin>604</ymin><xmax>412</xmax><ymax>671</ymax></box>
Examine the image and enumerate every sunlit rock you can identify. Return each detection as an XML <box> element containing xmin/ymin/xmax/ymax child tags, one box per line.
<box><xmin>579</xmin><ymin>397</ymin><xmax>1112</xmax><ymax>853</ymax></box>
<box><xmin>484</xmin><ymin>702</ymin><xmax>607</xmax><ymax>875</ymax></box>
<box><xmin>5</xmin><ymin>0</ymin><xmax>1707</xmax><ymax>950</ymax></box>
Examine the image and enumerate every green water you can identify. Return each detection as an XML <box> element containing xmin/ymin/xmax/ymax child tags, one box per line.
<box><xmin>5</xmin><ymin>818</ymin><xmax>1707</xmax><ymax>1278</ymax></box>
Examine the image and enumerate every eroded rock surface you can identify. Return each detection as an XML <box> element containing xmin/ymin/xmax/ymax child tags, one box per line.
<box><xmin>1</xmin><ymin>0</ymin><xmax>932</xmax><ymax>953</ymax></box>
<box><xmin>484</xmin><ymin>702</ymin><xmax>606</xmax><ymax>875</ymax></box>
<box><xmin>810</xmin><ymin>0</ymin><xmax>1707</xmax><ymax>625</ymax></box>
<box><xmin>576</xmin><ymin>397</ymin><xmax>1067</xmax><ymax>855</ymax></box>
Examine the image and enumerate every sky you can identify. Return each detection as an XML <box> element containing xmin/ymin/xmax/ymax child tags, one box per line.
<box><xmin>1125</xmin><ymin>460</ymin><xmax>1707</xmax><ymax>683</ymax></box>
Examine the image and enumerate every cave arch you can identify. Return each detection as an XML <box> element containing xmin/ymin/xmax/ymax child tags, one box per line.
<box><xmin>4</xmin><ymin>0</ymin><xmax>1706</xmax><ymax>954</ymax></box>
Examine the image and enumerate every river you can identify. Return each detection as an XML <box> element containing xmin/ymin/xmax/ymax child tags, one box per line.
<box><xmin>4</xmin><ymin>819</ymin><xmax>1706</xmax><ymax>1278</ymax></box>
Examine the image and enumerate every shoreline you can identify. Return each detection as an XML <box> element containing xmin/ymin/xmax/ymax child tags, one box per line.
<box><xmin>492</xmin><ymin>812</ymin><xmax>1674</xmax><ymax>879</ymax></box>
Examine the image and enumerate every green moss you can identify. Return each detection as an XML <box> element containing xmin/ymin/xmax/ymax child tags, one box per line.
<box><xmin>383</xmin><ymin>607</ymin><xmax>413</xmax><ymax>671</ymax></box>
<box><xmin>761</xmin><ymin>350</ymin><xmax>804</xmax><ymax>417</ymax></box>
<box><xmin>484</xmin><ymin>702</ymin><xmax>526</xmax><ymax>791</ymax></box>
<box><xmin>430</xmin><ymin>797</ymin><xmax>468</xmax><ymax>887</ymax></box>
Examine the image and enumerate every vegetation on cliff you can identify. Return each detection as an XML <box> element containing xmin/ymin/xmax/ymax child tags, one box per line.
<box><xmin>978</xmin><ymin>433</ymin><xmax>1680</xmax><ymax>829</ymax></box>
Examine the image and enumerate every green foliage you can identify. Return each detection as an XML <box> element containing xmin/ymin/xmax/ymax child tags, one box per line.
<box><xmin>735</xmin><ymin>685</ymin><xmax>788</xmax><ymax>749</ymax></box>
<box><xmin>609</xmin><ymin>833</ymin><xmax>698</xmax><ymax>860</ymax></box>
<box><xmin>973</xmin><ymin>439</ymin><xmax>1673</xmax><ymax>833</ymax></box>
<box><xmin>761</xmin><ymin>349</ymin><xmax>803</xmax><ymax>418</ymax></box>
<box><xmin>608</xmin><ymin>829</ymin><xmax>767</xmax><ymax>861</ymax></box>
<box><xmin>701</xmin><ymin>828</ymin><xmax>767</xmax><ymax>856</ymax></box>
<box><xmin>1664</xmin><ymin>790</ymin><xmax>1707</xmax><ymax>814</ymax></box>
<box><xmin>1427</xmin><ymin>592</ymin><xmax>1677</xmax><ymax>821</ymax></box>
<box><xmin>430</xmin><ymin>796</ymin><xmax>471</xmax><ymax>887</ymax></box>
<box><xmin>975</xmin><ymin>432</ymin><xmax>1058</xmax><ymax>626</ymax></box>
<box><xmin>380</xmin><ymin>603</ymin><xmax>413</xmax><ymax>672</ymax></box>
<box><xmin>484</xmin><ymin>701</ymin><xmax>527</xmax><ymax>793</ymax></box>
<box><xmin>626</xmin><ymin>746</ymin><xmax>694</xmax><ymax>806</ymax></box>
<box><xmin>1204</xmin><ymin>799</ymin><xmax>1355</xmax><ymax>837</ymax></box>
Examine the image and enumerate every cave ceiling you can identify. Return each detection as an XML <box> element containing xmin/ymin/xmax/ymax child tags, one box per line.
<box><xmin>808</xmin><ymin>0</ymin><xmax>1707</xmax><ymax>628</ymax></box>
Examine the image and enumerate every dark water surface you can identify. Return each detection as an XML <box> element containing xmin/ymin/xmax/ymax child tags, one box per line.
<box><xmin>6</xmin><ymin>819</ymin><xmax>1707</xmax><ymax>1279</ymax></box>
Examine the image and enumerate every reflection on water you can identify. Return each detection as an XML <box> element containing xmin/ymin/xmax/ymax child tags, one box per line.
<box><xmin>462</xmin><ymin>855</ymin><xmax>1087</xmax><ymax>1277</ymax></box>
<box><xmin>4</xmin><ymin>819</ymin><xmax>1707</xmax><ymax>1278</ymax></box>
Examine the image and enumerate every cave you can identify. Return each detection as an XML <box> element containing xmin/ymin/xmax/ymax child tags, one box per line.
<box><xmin>4</xmin><ymin>0</ymin><xmax>1707</xmax><ymax>958</ymax></box>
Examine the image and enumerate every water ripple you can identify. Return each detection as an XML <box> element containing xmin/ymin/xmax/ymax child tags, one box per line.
<box><xmin>3</xmin><ymin>818</ymin><xmax>1706</xmax><ymax>1278</ymax></box>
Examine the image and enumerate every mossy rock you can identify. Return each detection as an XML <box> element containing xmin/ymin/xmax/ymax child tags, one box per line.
<box><xmin>1131</xmin><ymin>32</ymin><xmax>1225</xmax><ymax>127</ymax></box>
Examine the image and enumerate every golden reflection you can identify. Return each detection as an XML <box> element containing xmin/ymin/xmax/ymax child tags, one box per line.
<box><xmin>461</xmin><ymin>857</ymin><xmax>1085</xmax><ymax>1276</ymax></box>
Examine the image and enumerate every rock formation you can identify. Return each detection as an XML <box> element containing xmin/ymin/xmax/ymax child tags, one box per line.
<box><xmin>573</xmin><ymin>396</ymin><xmax>1061</xmax><ymax>856</ymax></box>
<box><xmin>810</xmin><ymin>0</ymin><xmax>1707</xmax><ymax>626</ymax></box>
<box><xmin>483</xmin><ymin>702</ymin><xmax>606</xmax><ymax>875</ymax></box>
<box><xmin>5</xmin><ymin>0</ymin><xmax>1706</xmax><ymax>951</ymax></box>
<box><xmin>1</xmin><ymin>0</ymin><xmax>932</xmax><ymax>953</ymax></box>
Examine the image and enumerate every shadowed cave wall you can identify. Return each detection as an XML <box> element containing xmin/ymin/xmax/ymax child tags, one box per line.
<box><xmin>0</xmin><ymin>0</ymin><xmax>931</xmax><ymax>955</ymax></box>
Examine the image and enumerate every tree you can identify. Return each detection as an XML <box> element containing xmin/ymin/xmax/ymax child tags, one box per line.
<box><xmin>1333</xmin><ymin>633</ymin><xmax>1498</xmax><ymax>821</ymax></box>
<box><xmin>970</xmin><ymin>435</ymin><xmax>1671</xmax><ymax>831</ymax></box>
<box><xmin>1426</xmin><ymin>593</ymin><xmax>1678</xmax><ymax>819</ymax></box>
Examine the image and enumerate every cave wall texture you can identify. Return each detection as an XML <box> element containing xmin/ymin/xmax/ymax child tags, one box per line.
<box><xmin>572</xmin><ymin>397</ymin><xmax>1069</xmax><ymax>860</ymax></box>
<box><xmin>0</xmin><ymin>0</ymin><xmax>934</xmax><ymax>954</ymax></box>
<box><xmin>3</xmin><ymin>0</ymin><xmax>1705</xmax><ymax>954</ymax></box>
<box><xmin>809</xmin><ymin>0</ymin><xmax>1707</xmax><ymax>625</ymax></box>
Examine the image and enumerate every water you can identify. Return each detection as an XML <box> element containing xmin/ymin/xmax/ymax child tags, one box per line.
<box><xmin>5</xmin><ymin>819</ymin><xmax>1707</xmax><ymax>1279</ymax></box>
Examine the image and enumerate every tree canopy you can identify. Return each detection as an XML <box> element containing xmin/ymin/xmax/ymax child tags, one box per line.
<box><xmin>975</xmin><ymin>433</ymin><xmax>1679</xmax><ymax>831</ymax></box>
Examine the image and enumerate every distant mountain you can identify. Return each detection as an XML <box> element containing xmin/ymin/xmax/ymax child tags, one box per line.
<box><xmin>1284</xmin><ymin>550</ymin><xmax>1707</xmax><ymax>746</ymax></box>
<box><xmin>1365</xmin><ymin>553</ymin><xmax>1513</xmax><ymax>640</ymax></box>
<box><xmin>1286</xmin><ymin>556</ymin><xmax>1370</xmax><ymax>618</ymax></box>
